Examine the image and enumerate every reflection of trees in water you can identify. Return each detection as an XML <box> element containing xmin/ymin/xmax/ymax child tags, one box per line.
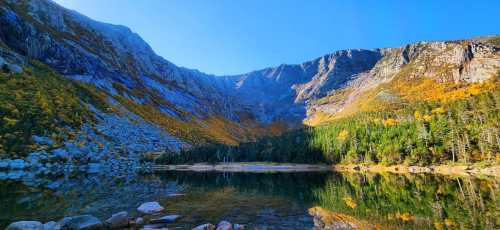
<box><xmin>313</xmin><ymin>173</ymin><xmax>499</xmax><ymax>229</ymax></box>
<box><xmin>156</xmin><ymin>171</ymin><xmax>332</xmax><ymax>202</ymax></box>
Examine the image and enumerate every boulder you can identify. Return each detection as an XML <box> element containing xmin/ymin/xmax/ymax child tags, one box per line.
<box><xmin>0</xmin><ymin>159</ymin><xmax>10</xmax><ymax>169</ymax></box>
<box><xmin>150</xmin><ymin>215</ymin><xmax>181</xmax><ymax>224</ymax></box>
<box><xmin>52</xmin><ymin>148</ymin><xmax>70</xmax><ymax>159</ymax></box>
<box><xmin>56</xmin><ymin>215</ymin><xmax>102</xmax><ymax>230</ymax></box>
<box><xmin>233</xmin><ymin>224</ymin><xmax>244</xmax><ymax>230</ymax></box>
<box><xmin>6</xmin><ymin>221</ymin><xmax>44</xmax><ymax>230</ymax></box>
<box><xmin>135</xmin><ymin>217</ymin><xmax>144</xmax><ymax>225</ymax></box>
<box><xmin>216</xmin><ymin>221</ymin><xmax>232</xmax><ymax>230</ymax></box>
<box><xmin>87</xmin><ymin>163</ymin><xmax>101</xmax><ymax>174</ymax></box>
<box><xmin>43</xmin><ymin>221</ymin><xmax>57</xmax><ymax>230</ymax></box>
<box><xmin>137</xmin><ymin>202</ymin><xmax>164</xmax><ymax>214</ymax></box>
<box><xmin>141</xmin><ymin>224</ymin><xmax>168</xmax><ymax>230</ymax></box>
<box><xmin>105</xmin><ymin>211</ymin><xmax>129</xmax><ymax>229</ymax></box>
<box><xmin>192</xmin><ymin>223</ymin><xmax>215</xmax><ymax>230</ymax></box>
<box><xmin>7</xmin><ymin>63</ymin><xmax>23</xmax><ymax>73</ymax></box>
<box><xmin>9</xmin><ymin>159</ymin><xmax>26</xmax><ymax>169</ymax></box>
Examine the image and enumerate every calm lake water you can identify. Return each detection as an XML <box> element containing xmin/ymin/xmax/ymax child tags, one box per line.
<box><xmin>0</xmin><ymin>170</ymin><xmax>498</xmax><ymax>229</ymax></box>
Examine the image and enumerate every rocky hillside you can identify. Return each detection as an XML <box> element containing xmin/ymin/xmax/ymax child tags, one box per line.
<box><xmin>0</xmin><ymin>0</ymin><xmax>498</xmax><ymax>160</ymax></box>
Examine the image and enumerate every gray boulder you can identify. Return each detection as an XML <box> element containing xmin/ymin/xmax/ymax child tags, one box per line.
<box><xmin>9</xmin><ymin>159</ymin><xmax>26</xmax><ymax>169</ymax></box>
<box><xmin>105</xmin><ymin>211</ymin><xmax>129</xmax><ymax>229</ymax></box>
<box><xmin>150</xmin><ymin>215</ymin><xmax>181</xmax><ymax>224</ymax></box>
<box><xmin>6</xmin><ymin>221</ymin><xmax>44</xmax><ymax>230</ymax></box>
<box><xmin>0</xmin><ymin>159</ymin><xmax>10</xmax><ymax>169</ymax></box>
<box><xmin>7</xmin><ymin>63</ymin><xmax>23</xmax><ymax>73</ymax></box>
<box><xmin>192</xmin><ymin>223</ymin><xmax>215</xmax><ymax>230</ymax></box>
<box><xmin>43</xmin><ymin>221</ymin><xmax>57</xmax><ymax>230</ymax></box>
<box><xmin>57</xmin><ymin>215</ymin><xmax>102</xmax><ymax>230</ymax></box>
<box><xmin>137</xmin><ymin>201</ymin><xmax>164</xmax><ymax>214</ymax></box>
<box><xmin>216</xmin><ymin>221</ymin><xmax>232</xmax><ymax>230</ymax></box>
<box><xmin>134</xmin><ymin>217</ymin><xmax>144</xmax><ymax>225</ymax></box>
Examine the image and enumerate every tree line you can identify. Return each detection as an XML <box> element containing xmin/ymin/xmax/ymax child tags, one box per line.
<box><xmin>157</xmin><ymin>87</ymin><xmax>500</xmax><ymax>166</ymax></box>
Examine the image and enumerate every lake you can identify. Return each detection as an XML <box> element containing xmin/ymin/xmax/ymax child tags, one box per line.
<box><xmin>0</xmin><ymin>170</ymin><xmax>498</xmax><ymax>229</ymax></box>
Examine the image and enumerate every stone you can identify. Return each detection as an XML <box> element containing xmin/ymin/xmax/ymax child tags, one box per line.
<box><xmin>137</xmin><ymin>201</ymin><xmax>164</xmax><ymax>214</ymax></box>
<box><xmin>233</xmin><ymin>224</ymin><xmax>244</xmax><ymax>230</ymax></box>
<box><xmin>215</xmin><ymin>221</ymin><xmax>232</xmax><ymax>230</ymax></box>
<box><xmin>87</xmin><ymin>163</ymin><xmax>101</xmax><ymax>174</ymax></box>
<box><xmin>105</xmin><ymin>211</ymin><xmax>129</xmax><ymax>229</ymax></box>
<box><xmin>43</xmin><ymin>221</ymin><xmax>57</xmax><ymax>230</ymax></box>
<box><xmin>192</xmin><ymin>223</ymin><xmax>215</xmax><ymax>230</ymax></box>
<box><xmin>7</xmin><ymin>63</ymin><xmax>23</xmax><ymax>73</ymax></box>
<box><xmin>0</xmin><ymin>159</ymin><xmax>10</xmax><ymax>169</ymax></box>
<box><xmin>9</xmin><ymin>159</ymin><xmax>26</xmax><ymax>169</ymax></box>
<box><xmin>52</xmin><ymin>148</ymin><xmax>70</xmax><ymax>159</ymax></box>
<box><xmin>56</xmin><ymin>215</ymin><xmax>102</xmax><ymax>230</ymax></box>
<box><xmin>150</xmin><ymin>215</ymin><xmax>181</xmax><ymax>224</ymax></box>
<box><xmin>6</xmin><ymin>221</ymin><xmax>44</xmax><ymax>230</ymax></box>
<box><xmin>135</xmin><ymin>217</ymin><xmax>144</xmax><ymax>225</ymax></box>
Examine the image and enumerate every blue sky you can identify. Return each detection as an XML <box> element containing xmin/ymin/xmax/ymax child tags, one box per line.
<box><xmin>53</xmin><ymin>0</ymin><xmax>499</xmax><ymax>75</ymax></box>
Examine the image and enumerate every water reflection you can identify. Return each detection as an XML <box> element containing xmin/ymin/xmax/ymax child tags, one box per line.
<box><xmin>0</xmin><ymin>170</ymin><xmax>498</xmax><ymax>229</ymax></box>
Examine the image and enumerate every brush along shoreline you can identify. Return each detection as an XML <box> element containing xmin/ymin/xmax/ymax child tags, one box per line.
<box><xmin>152</xmin><ymin>162</ymin><xmax>500</xmax><ymax>176</ymax></box>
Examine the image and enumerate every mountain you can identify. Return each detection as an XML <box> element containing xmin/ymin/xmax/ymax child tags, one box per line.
<box><xmin>0</xmin><ymin>0</ymin><xmax>498</xmax><ymax>161</ymax></box>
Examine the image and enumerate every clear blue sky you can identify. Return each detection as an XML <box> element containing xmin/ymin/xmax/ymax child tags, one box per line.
<box><xmin>53</xmin><ymin>0</ymin><xmax>499</xmax><ymax>75</ymax></box>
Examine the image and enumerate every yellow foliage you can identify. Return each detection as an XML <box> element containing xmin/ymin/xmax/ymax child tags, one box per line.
<box><xmin>342</xmin><ymin>196</ymin><xmax>357</xmax><ymax>209</ymax></box>
<box><xmin>383</xmin><ymin>118</ymin><xmax>398</xmax><ymax>126</ymax></box>
<box><xmin>423</xmin><ymin>115</ymin><xmax>433</xmax><ymax>121</ymax></box>
<box><xmin>3</xmin><ymin>117</ymin><xmax>18</xmax><ymax>126</ymax></box>
<box><xmin>434</xmin><ymin>222</ymin><xmax>443</xmax><ymax>230</ymax></box>
<box><xmin>395</xmin><ymin>212</ymin><xmax>415</xmax><ymax>222</ymax></box>
<box><xmin>337</xmin><ymin>129</ymin><xmax>349</xmax><ymax>141</ymax></box>
<box><xmin>431</xmin><ymin>107</ymin><xmax>446</xmax><ymax>114</ymax></box>
<box><xmin>414</xmin><ymin>111</ymin><xmax>423</xmax><ymax>120</ymax></box>
<box><xmin>308</xmin><ymin>207</ymin><xmax>374</xmax><ymax>229</ymax></box>
<box><xmin>444</xmin><ymin>218</ymin><xmax>455</xmax><ymax>227</ymax></box>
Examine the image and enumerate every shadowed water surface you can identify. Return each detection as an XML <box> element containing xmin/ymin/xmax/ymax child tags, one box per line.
<box><xmin>0</xmin><ymin>170</ymin><xmax>498</xmax><ymax>229</ymax></box>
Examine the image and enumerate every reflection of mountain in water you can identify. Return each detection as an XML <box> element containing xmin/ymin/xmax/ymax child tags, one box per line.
<box><xmin>0</xmin><ymin>171</ymin><xmax>498</xmax><ymax>229</ymax></box>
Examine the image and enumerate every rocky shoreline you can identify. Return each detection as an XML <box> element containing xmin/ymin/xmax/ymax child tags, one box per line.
<box><xmin>6</xmin><ymin>201</ymin><xmax>244</xmax><ymax>230</ymax></box>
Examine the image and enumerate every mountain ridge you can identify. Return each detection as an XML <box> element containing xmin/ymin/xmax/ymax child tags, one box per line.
<box><xmin>0</xmin><ymin>0</ymin><xmax>498</xmax><ymax>159</ymax></box>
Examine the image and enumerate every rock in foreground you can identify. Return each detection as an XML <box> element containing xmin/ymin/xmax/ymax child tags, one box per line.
<box><xmin>105</xmin><ymin>211</ymin><xmax>130</xmax><ymax>228</ymax></box>
<box><xmin>150</xmin><ymin>215</ymin><xmax>181</xmax><ymax>224</ymax></box>
<box><xmin>6</xmin><ymin>221</ymin><xmax>43</xmax><ymax>230</ymax></box>
<box><xmin>57</xmin><ymin>215</ymin><xmax>102</xmax><ymax>230</ymax></box>
<box><xmin>192</xmin><ymin>223</ymin><xmax>216</xmax><ymax>230</ymax></box>
<box><xmin>137</xmin><ymin>201</ymin><xmax>165</xmax><ymax>214</ymax></box>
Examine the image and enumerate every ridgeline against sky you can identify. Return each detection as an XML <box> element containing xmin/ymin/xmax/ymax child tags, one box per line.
<box><xmin>53</xmin><ymin>0</ymin><xmax>500</xmax><ymax>75</ymax></box>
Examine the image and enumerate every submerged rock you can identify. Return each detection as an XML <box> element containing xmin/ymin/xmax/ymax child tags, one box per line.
<box><xmin>6</xmin><ymin>221</ymin><xmax>44</xmax><ymax>230</ymax></box>
<box><xmin>192</xmin><ymin>223</ymin><xmax>216</xmax><ymax>230</ymax></box>
<box><xmin>56</xmin><ymin>215</ymin><xmax>102</xmax><ymax>230</ymax></box>
<box><xmin>105</xmin><ymin>211</ymin><xmax>129</xmax><ymax>229</ymax></box>
<box><xmin>150</xmin><ymin>215</ymin><xmax>181</xmax><ymax>224</ymax></box>
<box><xmin>215</xmin><ymin>221</ymin><xmax>232</xmax><ymax>230</ymax></box>
<box><xmin>137</xmin><ymin>201</ymin><xmax>164</xmax><ymax>214</ymax></box>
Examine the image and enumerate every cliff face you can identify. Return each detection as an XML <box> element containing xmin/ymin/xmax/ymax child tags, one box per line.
<box><xmin>0</xmin><ymin>0</ymin><xmax>498</xmax><ymax>152</ymax></box>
